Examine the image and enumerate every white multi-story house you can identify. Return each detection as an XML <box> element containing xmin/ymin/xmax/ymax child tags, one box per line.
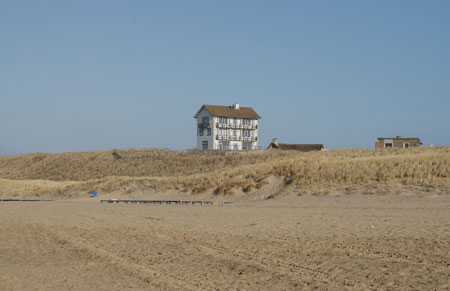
<box><xmin>194</xmin><ymin>104</ymin><xmax>261</xmax><ymax>150</ymax></box>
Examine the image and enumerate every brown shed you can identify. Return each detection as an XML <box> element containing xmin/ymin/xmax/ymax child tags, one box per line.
<box><xmin>375</xmin><ymin>136</ymin><xmax>422</xmax><ymax>149</ymax></box>
<box><xmin>267</xmin><ymin>138</ymin><xmax>324</xmax><ymax>152</ymax></box>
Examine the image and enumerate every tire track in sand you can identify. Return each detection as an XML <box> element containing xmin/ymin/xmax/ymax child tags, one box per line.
<box><xmin>330</xmin><ymin>242</ymin><xmax>450</xmax><ymax>268</ymax></box>
<box><xmin>152</xmin><ymin>228</ymin><xmax>357</xmax><ymax>289</ymax></box>
<box><xmin>41</xmin><ymin>224</ymin><xmax>200</xmax><ymax>290</ymax></box>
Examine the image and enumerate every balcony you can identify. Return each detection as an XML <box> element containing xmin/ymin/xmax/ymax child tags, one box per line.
<box><xmin>216</xmin><ymin>123</ymin><xmax>257</xmax><ymax>130</ymax></box>
<box><xmin>216</xmin><ymin>135</ymin><xmax>257</xmax><ymax>142</ymax></box>
<box><xmin>242</xmin><ymin>124</ymin><xmax>257</xmax><ymax>129</ymax></box>
<box><xmin>216</xmin><ymin>135</ymin><xmax>231</xmax><ymax>141</ymax></box>
<box><xmin>197</xmin><ymin>122</ymin><xmax>210</xmax><ymax>128</ymax></box>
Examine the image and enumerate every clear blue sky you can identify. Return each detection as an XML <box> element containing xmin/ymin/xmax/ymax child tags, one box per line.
<box><xmin>1</xmin><ymin>1</ymin><xmax>449</xmax><ymax>155</ymax></box>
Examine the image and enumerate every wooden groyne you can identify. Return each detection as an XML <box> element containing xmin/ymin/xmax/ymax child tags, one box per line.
<box><xmin>0</xmin><ymin>199</ymin><xmax>53</xmax><ymax>202</ymax></box>
<box><xmin>100</xmin><ymin>199</ymin><xmax>213</xmax><ymax>205</ymax></box>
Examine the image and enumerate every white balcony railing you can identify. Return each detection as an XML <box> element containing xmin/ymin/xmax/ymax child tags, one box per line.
<box><xmin>216</xmin><ymin>135</ymin><xmax>257</xmax><ymax>142</ymax></box>
<box><xmin>216</xmin><ymin>123</ymin><xmax>257</xmax><ymax>130</ymax></box>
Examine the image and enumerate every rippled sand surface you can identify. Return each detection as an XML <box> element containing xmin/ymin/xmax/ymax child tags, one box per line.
<box><xmin>1</xmin><ymin>194</ymin><xmax>450</xmax><ymax>290</ymax></box>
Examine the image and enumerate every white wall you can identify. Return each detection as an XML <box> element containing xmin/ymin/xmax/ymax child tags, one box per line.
<box><xmin>195</xmin><ymin>109</ymin><xmax>215</xmax><ymax>150</ymax></box>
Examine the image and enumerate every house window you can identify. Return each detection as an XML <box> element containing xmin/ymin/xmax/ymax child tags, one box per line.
<box><xmin>218</xmin><ymin>129</ymin><xmax>228</xmax><ymax>138</ymax></box>
<box><xmin>233</xmin><ymin>130</ymin><xmax>237</xmax><ymax>138</ymax></box>
<box><xmin>202</xmin><ymin>141</ymin><xmax>208</xmax><ymax>150</ymax></box>
<box><xmin>243</xmin><ymin>130</ymin><xmax>250</xmax><ymax>137</ymax></box>
<box><xmin>207</xmin><ymin>128</ymin><xmax>211</xmax><ymax>136</ymax></box>
<box><xmin>243</xmin><ymin>119</ymin><xmax>251</xmax><ymax>125</ymax></box>
<box><xmin>199</xmin><ymin>128</ymin><xmax>204</xmax><ymax>136</ymax></box>
<box><xmin>219</xmin><ymin>141</ymin><xmax>230</xmax><ymax>150</ymax></box>
<box><xmin>404</xmin><ymin>142</ymin><xmax>410</xmax><ymax>148</ymax></box>
<box><xmin>233</xmin><ymin>144</ymin><xmax>239</xmax><ymax>150</ymax></box>
<box><xmin>202</xmin><ymin>116</ymin><xmax>209</xmax><ymax>124</ymax></box>
<box><xmin>220</xmin><ymin>117</ymin><xmax>228</xmax><ymax>124</ymax></box>
<box><xmin>243</xmin><ymin>142</ymin><xmax>252</xmax><ymax>150</ymax></box>
<box><xmin>384</xmin><ymin>139</ymin><xmax>393</xmax><ymax>148</ymax></box>
<box><xmin>232</xmin><ymin>118</ymin><xmax>238</xmax><ymax>124</ymax></box>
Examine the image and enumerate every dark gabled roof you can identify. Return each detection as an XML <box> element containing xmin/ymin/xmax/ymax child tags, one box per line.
<box><xmin>194</xmin><ymin>105</ymin><xmax>261</xmax><ymax>119</ymax></box>
<box><xmin>268</xmin><ymin>143</ymin><xmax>324</xmax><ymax>151</ymax></box>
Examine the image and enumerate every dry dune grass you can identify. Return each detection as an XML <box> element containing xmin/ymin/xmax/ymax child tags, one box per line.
<box><xmin>0</xmin><ymin>146</ymin><xmax>449</xmax><ymax>197</ymax></box>
<box><xmin>0</xmin><ymin>149</ymin><xmax>293</xmax><ymax>181</ymax></box>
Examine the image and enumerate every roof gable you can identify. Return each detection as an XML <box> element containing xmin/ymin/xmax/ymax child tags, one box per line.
<box><xmin>194</xmin><ymin>104</ymin><xmax>261</xmax><ymax>119</ymax></box>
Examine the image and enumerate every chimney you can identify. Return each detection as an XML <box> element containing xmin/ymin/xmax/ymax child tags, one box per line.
<box><xmin>232</xmin><ymin>103</ymin><xmax>240</xmax><ymax>110</ymax></box>
<box><xmin>272</xmin><ymin>138</ymin><xmax>278</xmax><ymax>145</ymax></box>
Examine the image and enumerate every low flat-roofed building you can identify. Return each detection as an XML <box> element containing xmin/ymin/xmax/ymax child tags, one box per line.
<box><xmin>375</xmin><ymin>136</ymin><xmax>422</xmax><ymax>149</ymax></box>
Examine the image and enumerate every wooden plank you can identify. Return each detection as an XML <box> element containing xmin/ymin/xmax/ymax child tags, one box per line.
<box><xmin>100</xmin><ymin>199</ymin><xmax>213</xmax><ymax>205</ymax></box>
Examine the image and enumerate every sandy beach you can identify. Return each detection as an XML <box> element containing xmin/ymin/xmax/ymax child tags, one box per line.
<box><xmin>1</xmin><ymin>193</ymin><xmax>450</xmax><ymax>290</ymax></box>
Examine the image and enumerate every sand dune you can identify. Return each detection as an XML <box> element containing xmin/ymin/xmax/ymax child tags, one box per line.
<box><xmin>0</xmin><ymin>146</ymin><xmax>449</xmax><ymax>197</ymax></box>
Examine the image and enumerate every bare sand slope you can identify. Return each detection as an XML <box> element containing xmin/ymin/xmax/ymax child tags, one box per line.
<box><xmin>1</xmin><ymin>194</ymin><xmax>450</xmax><ymax>290</ymax></box>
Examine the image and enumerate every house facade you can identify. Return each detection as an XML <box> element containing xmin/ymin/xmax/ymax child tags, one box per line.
<box><xmin>375</xmin><ymin>136</ymin><xmax>422</xmax><ymax>149</ymax></box>
<box><xmin>194</xmin><ymin>104</ymin><xmax>261</xmax><ymax>150</ymax></box>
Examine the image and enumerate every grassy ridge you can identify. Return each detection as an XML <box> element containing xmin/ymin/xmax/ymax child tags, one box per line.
<box><xmin>0</xmin><ymin>147</ymin><xmax>449</xmax><ymax>197</ymax></box>
<box><xmin>0</xmin><ymin>149</ymin><xmax>292</xmax><ymax>181</ymax></box>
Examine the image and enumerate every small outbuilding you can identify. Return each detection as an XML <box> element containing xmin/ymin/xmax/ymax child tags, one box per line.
<box><xmin>267</xmin><ymin>138</ymin><xmax>324</xmax><ymax>152</ymax></box>
<box><xmin>375</xmin><ymin>136</ymin><xmax>422</xmax><ymax>149</ymax></box>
